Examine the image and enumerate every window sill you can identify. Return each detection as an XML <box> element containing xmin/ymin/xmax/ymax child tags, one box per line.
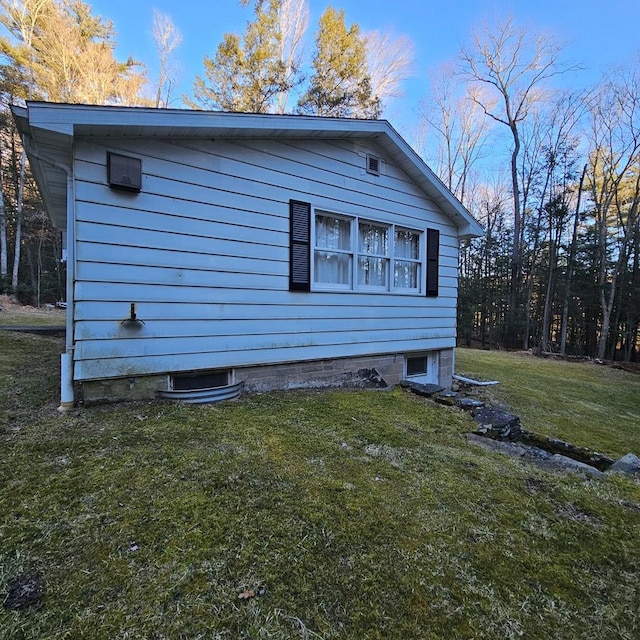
<box><xmin>312</xmin><ymin>285</ymin><xmax>425</xmax><ymax>296</ymax></box>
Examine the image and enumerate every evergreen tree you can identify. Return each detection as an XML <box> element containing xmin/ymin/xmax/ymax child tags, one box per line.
<box><xmin>190</xmin><ymin>0</ymin><xmax>295</xmax><ymax>113</ymax></box>
<box><xmin>0</xmin><ymin>0</ymin><xmax>146</xmax><ymax>104</ymax></box>
<box><xmin>297</xmin><ymin>6</ymin><xmax>379</xmax><ymax>119</ymax></box>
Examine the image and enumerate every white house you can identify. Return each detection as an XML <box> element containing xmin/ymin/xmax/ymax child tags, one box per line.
<box><xmin>13</xmin><ymin>101</ymin><xmax>482</xmax><ymax>408</ymax></box>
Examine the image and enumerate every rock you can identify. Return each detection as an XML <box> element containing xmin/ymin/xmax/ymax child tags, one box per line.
<box><xmin>456</xmin><ymin>397</ymin><xmax>485</xmax><ymax>411</ymax></box>
<box><xmin>550</xmin><ymin>454</ymin><xmax>605</xmax><ymax>477</ymax></box>
<box><xmin>465</xmin><ymin>434</ymin><xmax>605</xmax><ymax>477</ymax></box>
<box><xmin>434</xmin><ymin>391</ymin><xmax>459</xmax><ymax>406</ymax></box>
<box><xmin>465</xmin><ymin>433</ymin><xmax>531</xmax><ymax>457</ymax></box>
<box><xmin>399</xmin><ymin>381</ymin><xmax>445</xmax><ymax>397</ymax></box>
<box><xmin>471</xmin><ymin>406</ymin><xmax>522</xmax><ymax>440</ymax></box>
<box><xmin>345</xmin><ymin>368</ymin><xmax>387</xmax><ymax>388</ymax></box>
<box><xmin>607</xmin><ymin>453</ymin><xmax>640</xmax><ymax>476</ymax></box>
<box><xmin>520</xmin><ymin>432</ymin><xmax>615</xmax><ymax>471</ymax></box>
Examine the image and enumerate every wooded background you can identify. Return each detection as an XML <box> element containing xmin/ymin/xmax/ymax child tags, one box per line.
<box><xmin>1</xmin><ymin>0</ymin><xmax>638</xmax><ymax>361</ymax></box>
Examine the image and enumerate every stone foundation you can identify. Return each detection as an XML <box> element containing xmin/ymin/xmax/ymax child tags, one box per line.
<box><xmin>81</xmin><ymin>374</ymin><xmax>168</xmax><ymax>405</ymax></box>
<box><xmin>81</xmin><ymin>349</ymin><xmax>454</xmax><ymax>405</ymax></box>
<box><xmin>438</xmin><ymin>348</ymin><xmax>454</xmax><ymax>389</ymax></box>
<box><xmin>238</xmin><ymin>353</ymin><xmax>405</xmax><ymax>393</ymax></box>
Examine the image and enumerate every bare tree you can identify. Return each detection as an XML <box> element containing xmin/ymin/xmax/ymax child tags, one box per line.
<box><xmin>276</xmin><ymin>0</ymin><xmax>308</xmax><ymax>113</ymax></box>
<box><xmin>364</xmin><ymin>30</ymin><xmax>414</xmax><ymax>112</ymax></box>
<box><xmin>586</xmin><ymin>59</ymin><xmax>640</xmax><ymax>360</ymax></box>
<box><xmin>515</xmin><ymin>91</ymin><xmax>585</xmax><ymax>350</ymax></box>
<box><xmin>559</xmin><ymin>163</ymin><xmax>587</xmax><ymax>355</ymax></box>
<box><xmin>420</xmin><ymin>61</ymin><xmax>492</xmax><ymax>206</ymax></box>
<box><xmin>538</xmin><ymin>93</ymin><xmax>585</xmax><ymax>352</ymax></box>
<box><xmin>459</xmin><ymin>17</ymin><xmax>571</xmax><ymax>346</ymax></box>
<box><xmin>152</xmin><ymin>9</ymin><xmax>182</xmax><ymax>108</ymax></box>
<box><xmin>0</xmin><ymin>0</ymin><xmax>49</xmax><ymax>294</ymax></box>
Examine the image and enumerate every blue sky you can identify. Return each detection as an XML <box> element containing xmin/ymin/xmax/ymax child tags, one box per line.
<box><xmin>90</xmin><ymin>0</ymin><xmax>640</xmax><ymax>143</ymax></box>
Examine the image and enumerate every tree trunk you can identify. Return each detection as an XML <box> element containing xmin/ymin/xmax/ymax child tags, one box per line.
<box><xmin>560</xmin><ymin>165</ymin><xmax>586</xmax><ymax>354</ymax></box>
<box><xmin>541</xmin><ymin>238</ymin><xmax>556</xmax><ymax>353</ymax></box>
<box><xmin>11</xmin><ymin>148</ymin><xmax>27</xmax><ymax>293</ymax></box>
<box><xmin>0</xmin><ymin>147</ymin><xmax>8</xmax><ymax>282</ymax></box>
<box><xmin>596</xmin><ymin>246</ymin><xmax>628</xmax><ymax>361</ymax></box>
<box><xmin>507</xmin><ymin>127</ymin><xmax>522</xmax><ymax>348</ymax></box>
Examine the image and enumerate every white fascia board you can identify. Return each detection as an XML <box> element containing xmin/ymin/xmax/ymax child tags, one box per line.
<box><xmin>25</xmin><ymin>101</ymin><xmax>388</xmax><ymax>138</ymax></box>
<box><xmin>379</xmin><ymin>125</ymin><xmax>484</xmax><ymax>239</ymax></box>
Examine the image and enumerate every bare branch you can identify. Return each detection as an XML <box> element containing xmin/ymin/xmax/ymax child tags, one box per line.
<box><xmin>364</xmin><ymin>29</ymin><xmax>414</xmax><ymax>104</ymax></box>
<box><xmin>153</xmin><ymin>9</ymin><xmax>182</xmax><ymax>108</ymax></box>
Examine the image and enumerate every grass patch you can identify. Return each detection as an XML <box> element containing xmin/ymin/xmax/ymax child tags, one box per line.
<box><xmin>455</xmin><ymin>348</ymin><xmax>640</xmax><ymax>458</ymax></box>
<box><xmin>1</xmin><ymin>335</ymin><xmax>639</xmax><ymax>639</ymax></box>
<box><xmin>0</xmin><ymin>296</ymin><xmax>65</xmax><ymax>327</ymax></box>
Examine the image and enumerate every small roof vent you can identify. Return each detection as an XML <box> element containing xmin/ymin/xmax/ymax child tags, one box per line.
<box><xmin>366</xmin><ymin>154</ymin><xmax>381</xmax><ymax>176</ymax></box>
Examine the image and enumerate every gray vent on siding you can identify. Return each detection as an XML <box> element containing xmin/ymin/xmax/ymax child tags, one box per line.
<box><xmin>366</xmin><ymin>154</ymin><xmax>381</xmax><ymax>176</ymax></box>
<box><xmin>107</xmin><ymin>152</ymin><xmax>142</xmax><ymax>192</ymax></box>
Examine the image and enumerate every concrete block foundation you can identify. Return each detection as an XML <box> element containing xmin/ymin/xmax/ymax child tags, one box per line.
<box><xmin>80</xmin><ymin>349</ymin><xmax>454</xmax><ymax>405</ymax></box>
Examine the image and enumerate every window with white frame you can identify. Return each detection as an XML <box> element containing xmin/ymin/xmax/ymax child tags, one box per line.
<box><xmin>358</xmin><ymin>221</ymin><xmax>389</xmax><ymax>289</ymax></box>
<box><xmin>314</xmin><ymin>213</ymin><xmax>353</xmax><ymax>287</ymax></box>
<box><xmin>313</xmin><ymin>211</ymin><xmax>423</xmax><ymax>293</ymax></box>
<box><xmin>394</xmin><ymin>228</ymin><xmax>421</xmax><ymax>290</ymax></box>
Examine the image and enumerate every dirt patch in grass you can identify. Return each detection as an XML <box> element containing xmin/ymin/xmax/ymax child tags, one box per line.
<box><xmin>3</xmin><ymin>574</ymin><xmax>45</xmax><ymax>611</ymax></box>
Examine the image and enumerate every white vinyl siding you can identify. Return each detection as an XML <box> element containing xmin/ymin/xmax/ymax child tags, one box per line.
<box><xmin>71</xmin><ymin>136</ymin><xmax>459</xmax><ymax>381</ymax></box>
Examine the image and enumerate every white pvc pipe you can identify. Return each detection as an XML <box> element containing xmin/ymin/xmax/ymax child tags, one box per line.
<box><xmin>453</xmin><ymin>373</ymin><xmax>499</xmax><ymax>386</ymax></box>
<box><xmin>58</xmin><ymin>352</ymin><xmax>74</xmax><ymax>412</ymax></box>
<box><xmin>60</xmin><ymin>170</ymin><xmax>76</xmax><ymax>411</ymax></box>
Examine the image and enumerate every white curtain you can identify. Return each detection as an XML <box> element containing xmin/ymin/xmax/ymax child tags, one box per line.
<box><xmin>394</xmin><ymin>229</ymin><xmax>419</xmax><ymax>288</ymax></box>
<box><xmin>315</xmin><ymin>215</ymin><xmax>352</xmax><ymax>285</ymax></box>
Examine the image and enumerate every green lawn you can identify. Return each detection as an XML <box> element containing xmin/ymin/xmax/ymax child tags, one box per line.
<box><xmin>455</xmin><ymin>348</ymin><xmax>640</xmax><ymax>458</ymax></box>
<box><xmin>0</xmin><ymin>297</ymin><xmax>65</xmax><ymax>326</ymax></box>
<box><xmin>1</xmin><ymin>332</ymin><xmax>639</xmax><ymax>639</ymax></box>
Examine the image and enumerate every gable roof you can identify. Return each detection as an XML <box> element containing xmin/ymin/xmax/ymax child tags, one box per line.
<box><xmin>12</xmin><ymin>101</ymin><xmax>483</xmax><ymax>238</ymax></box>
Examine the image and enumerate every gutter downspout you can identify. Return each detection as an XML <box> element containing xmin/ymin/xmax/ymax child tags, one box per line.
<box><xmin>22</xmin><ymin>137</ymin><xmax>75</xmax><ymax>411</ymax></box>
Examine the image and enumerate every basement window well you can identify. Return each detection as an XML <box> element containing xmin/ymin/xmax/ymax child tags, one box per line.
<box><xmin>159</xmin><ymin>369</ymin><xmax>241</xmax><ymax>404</ymax></box>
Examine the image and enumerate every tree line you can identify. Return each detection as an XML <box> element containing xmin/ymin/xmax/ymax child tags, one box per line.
<box><xmin>0</xmin><ymin>0</ymin><xmax>411</xmax><ymax>305</ymax></box>
<box><xmin>0</xmin><ymin>1</ymin><xmax>638</xmax><ymax>362</ymax></box>
<box><xmin>420</xmin><ymin>19</ymin><xmax>640</xmax><ymax>361</ymax></box>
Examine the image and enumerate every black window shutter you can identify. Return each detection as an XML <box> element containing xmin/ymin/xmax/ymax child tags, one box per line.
<box><xmin>289</xmin><ymin>200</ymin><xmax>311</xmax><ymax>291</ymax></box>
<box><xmin>426</xmin><ymin>228</ymin><xmax>439</xmax><ymax>297</ymax></box>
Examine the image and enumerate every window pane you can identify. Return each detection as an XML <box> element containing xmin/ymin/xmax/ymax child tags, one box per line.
<box><xmin>316</xmin><ymin>215</ymin><xmax>351</xmax><ymax>250</ymax></box>
<box><xmin>314</xmin><ymin>251</ymin><xmax>352</xmax><ymax>285</ymax></box>
<box><xmin>407</xmin><ymin>356</ymin><xmax>427</xmax><ymax>376</ymax></box>
<box><xmin>358</xmin><ymin>256</ymin><xmax>388</xmax><ymax>287</ymax></box>
<box><xmin>359</xmin><ymin>223</ymin><xmax>388</xmax><ymax>255</ymax></box>
<box><xmin>395</xmin><ymin>229</ymin><xmax>420</xmax><ymax>259</ymax></box>
<box><xmin>394</xmin><ymin>260</ymin><xmax>419</xmax><ymax>288</ymax></box>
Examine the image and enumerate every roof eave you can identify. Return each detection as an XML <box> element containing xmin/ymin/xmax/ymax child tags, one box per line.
<box><xmin>18</xmin><ymin>102</ymin><xmax>484</xmax><ymax>238</ymax></box>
